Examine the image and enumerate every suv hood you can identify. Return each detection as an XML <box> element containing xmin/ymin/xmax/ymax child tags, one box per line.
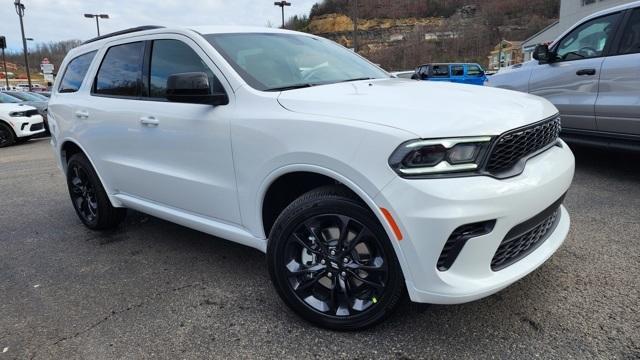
<box><xmin>277</xmin><ymin>78</ymin><xmax>558</xmax><ymax>138</ymax></box>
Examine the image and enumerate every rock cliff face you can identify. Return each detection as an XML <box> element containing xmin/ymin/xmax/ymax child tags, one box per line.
<box><xmin>308</xmin><ymin>13</ymin><xmax>443</xmax><ymax>51</ymax></box>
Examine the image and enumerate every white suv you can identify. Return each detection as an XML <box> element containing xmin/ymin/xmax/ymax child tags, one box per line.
<box><xmin>49</xmin><ymin>26</ymin><xmax>575</xmax><ymax>330</ymax></box>
<box><xmin>0</xmin><ymin>93</ymin><xmax>45</xmax><ymax>147</ymax></box>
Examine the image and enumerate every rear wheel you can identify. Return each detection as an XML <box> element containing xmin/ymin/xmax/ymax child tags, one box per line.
<box><xmin>66</xmin><ymin>153</ymin><xmax>126</xmax><ymax>230</ymax></box>
<box><xmin>267</xmin><ymin>186</ymin><xmax>405</xmax><ymax>330</ymax></box>
<box><xmin>0</xmin><ymin>122</ymin><xmax>15</xmax><ymax>148</ymax></box>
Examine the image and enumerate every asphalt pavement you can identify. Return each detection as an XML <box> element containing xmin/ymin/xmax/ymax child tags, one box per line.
<box><xmin>0</xmin><ymin>138</ymin><xmax>638</xmax><ymax>359</ymax></box>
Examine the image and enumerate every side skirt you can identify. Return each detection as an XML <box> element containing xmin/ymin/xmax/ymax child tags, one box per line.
<box><xmin>113</xmin><ymin>193</ymin><xmax>267</xmax><ymax>253</ymax></box>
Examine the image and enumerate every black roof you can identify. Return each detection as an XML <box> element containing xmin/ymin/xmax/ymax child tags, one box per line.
<box><xmin>82</xmin><ymin>25</ymin><xmax>165</xmax><ymax>45</ymax></box>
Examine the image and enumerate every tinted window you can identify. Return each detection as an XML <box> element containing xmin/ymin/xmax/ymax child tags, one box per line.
<box><xmin>95</xmin><ymin>42</ymin><xmax>145</xmax><ymax>97</ymax></box>
<box><xmin>451</xmin><ymin>65</ymin><xmax>464</xmax><ymax>76</ymax></box>
<box><xmin>618</xmin><ymin>9</ymin><xmax>640</xmax><ymax>55</ymax></box>
<box><xmin>467</xmin><ymin>65</ymin><xmax>483</xmax><ymax>76</ymax></box>
<box><xmin>430</xmin><ymin>65</ymin><xmax>449</xmax><ymax>77</ymax></box>
<box><xmin>149</xmin><ymin>39</ymin><xmax>222</xmax><ymax>98</ymax></box>
<box><xmin>556</xmin><ymin>13</ymin><xmax>619</xmax><ymax>61</ymax></box>
<box><xmin>58</xmin><ymin>51</ymin><xmax>96</xmax><ymax>93</ymax></box>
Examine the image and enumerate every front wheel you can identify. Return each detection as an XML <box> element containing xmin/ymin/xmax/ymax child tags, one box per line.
<box><xmin>267</xmin><ymin>186</ymin><xmax>405</xmax><ymax>330</ymax></box>
<box><xmin>0</xmin><ymin>122</ymin><xmax>15</xmax><ymax>148</ymax></box>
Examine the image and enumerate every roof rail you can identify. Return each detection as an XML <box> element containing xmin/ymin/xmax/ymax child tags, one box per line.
<box><xmin>82</xmin><ymin>25</ymin><xmax>165</xmax><ymax>45</ymax></box>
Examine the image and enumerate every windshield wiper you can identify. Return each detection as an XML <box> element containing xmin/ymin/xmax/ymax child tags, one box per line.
<box><xmin>264</xmin><ymin>83</ymin><xmax>314</xmax><ymax>92</ymax></box>
<box><xmin>337</xmin><ymin>77</ymin><xmax>376</xmax><ymax>83</ymax></box>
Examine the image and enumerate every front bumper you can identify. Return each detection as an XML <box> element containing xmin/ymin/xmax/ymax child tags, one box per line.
<box><xmin>12</xmin><ymin>115</ymin><xmax>45</xmax><ymax>138</ymax></box>
<box><xmin>375</xmin><ymin>140</ymin><xmax>575</xmax><ymax>304</ymax></box>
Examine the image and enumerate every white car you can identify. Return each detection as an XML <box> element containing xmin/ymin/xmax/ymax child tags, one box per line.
<box><xmin>0</xmin><ymin>96</ymin><xmax>45</xmax><ymax>147</ymax></box>
<box><xmin>48</xmin><ymin>26</ymin><xmax>574</xmax><ymax>330</ymax></box>
<box><xmin>391</xmin><ymin>70</ymin><xmax>415</xmax><ymax>79</ymax></box>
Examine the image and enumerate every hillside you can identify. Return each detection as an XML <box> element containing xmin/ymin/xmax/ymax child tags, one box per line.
<box><xmin>2</xmin><ymin>40</ymin><xmax>81</xmax><ymax>79</ymax></box>
<box><xmin>287</xmin><ymin>0</ymin><xmax>560</xmax><ymax>70</ymax></box>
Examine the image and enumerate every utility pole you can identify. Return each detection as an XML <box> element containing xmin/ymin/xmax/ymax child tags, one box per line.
<box><xmin>14</xmin><ymin>0</ymin><xmax>32</xmax><ymax>91</ymax></box>
<box><xmin>352</xmin><ymin>0</ymin><xmax>358</xmax><ymax>52</ymax></box>
<box><xmin>84</xmin><ymin>14</ymin><xmax>110</xmax><ymax>36</ymax></box>
<box><xmin>274</xmin><ymin>1</ymin><xmax>291</xmax><ymax>28</ymax></box>
<box><xmin>0</xmin><ymin>36</ymin><xmax>9</xmax><ymax>88</ymax></box>
<box><xmin>497</xmin><ymin>39</ymin><xmax>506</xmax><ymax>70</ymax></box>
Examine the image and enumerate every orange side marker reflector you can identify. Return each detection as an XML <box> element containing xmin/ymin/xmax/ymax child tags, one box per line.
<box><xmin>380</xmin><ymin>207</ymin><xmax>403</xmax><ymax>241</ymax></box>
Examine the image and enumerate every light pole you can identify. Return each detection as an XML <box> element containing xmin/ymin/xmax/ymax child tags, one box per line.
<box><xmin>84</xmin><ymin>13</ymin><xmax>110</xmax><ymax>36</ymax></box>
<box><xmin>352</xmin><ymin>0</ymin><xmax>358</xmax><ymax>52</ymax></box>
<box><xmin>273</xmin><ymin>1</ymin><xmax>291</xmax><ymax>28</ymax></box>
<box><xmin>0</xmin><ymin>36</ymin><xmax>9</xmax><ymax>88</ymax></box>
<box><xmin>14</xmin><ymin>0</ymin><xmax>32</xmax><ymax>91</ymax></box>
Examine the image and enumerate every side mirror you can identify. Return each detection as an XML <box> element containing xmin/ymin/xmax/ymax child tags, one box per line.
<box><xmin>533</xmin><ymin>44</ymin><xmax>552</xmax><ymax>64</ymax></box>
<box><xmin>166</xmin><ymin>72</ymin><xmax>228</xmax><ymax>106</ymax></box>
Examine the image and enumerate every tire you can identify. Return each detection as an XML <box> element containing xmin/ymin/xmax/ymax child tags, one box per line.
<box><xmin>66</xmin><ymin>153</ymin><xmax>126</xmax><ymax>230</ymax></box>
<box><xmin>0</xmin><ymin>122</ymin><xmax>15</xmax><ymax>148</ymax></box>
<box><xmin>267</xmin><ymin>185</ymin><xmax>405</xmax><ymax>330</ymax></box>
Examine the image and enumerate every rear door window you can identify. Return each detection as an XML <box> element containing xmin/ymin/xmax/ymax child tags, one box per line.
<box><xmin>618</xmin><ymin>8</ymin><xmax>640</xmax><ymax>55</ymax></box>
<box><xmin>94</xmin><ymin>42</ymin><xmax>145</xmax><ymax>97</ymax></box>
<box><xmin>58</xmin><ymin>51</ymin><xmax>97</xmax><ymax>93</ymax></box>
<box><xmin>451</xmin><ymin>65</ymin><xmax>464</xmax><ymax>76</ymax></box>
<box><xmin>430</xmin><ymin>65</ymin><xmax>449</xmax><ymax>77</ymax></box>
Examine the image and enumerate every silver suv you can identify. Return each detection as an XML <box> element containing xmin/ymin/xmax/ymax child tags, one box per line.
<box><xmin>487</xmin><ymin>1</ymin><xmax>640</xmax><ymax>150</ymax></box>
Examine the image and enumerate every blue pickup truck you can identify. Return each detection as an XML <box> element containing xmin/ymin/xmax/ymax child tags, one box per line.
<box><xmin>411</xmin><ymin>63</ymin><xmax>487</xmax><ymax>85</ymax></box>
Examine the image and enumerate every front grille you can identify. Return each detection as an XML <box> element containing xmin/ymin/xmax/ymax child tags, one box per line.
<box><xmin>29</xmin><ymin>122</ymin><xmax>44</xmax><ymax>131</ymax></box>
<box><xmin>486</xmin><ymin>116</ymin><xmax>561</xmax><ymax>176</ymax></box>
<box><xmin>491</xmin><ymin>196</ymin><xmax>564</xmax><ymax>271</ymax></box>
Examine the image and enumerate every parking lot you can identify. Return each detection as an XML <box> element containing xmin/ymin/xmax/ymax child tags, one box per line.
<box><xmin>0</xmin><ymin>138</ymin><xmax>638</xmax><ymax>359</ymax></box>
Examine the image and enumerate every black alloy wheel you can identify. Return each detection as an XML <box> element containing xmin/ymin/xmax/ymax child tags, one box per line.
<box><xmin>0</xmin><ymin>122</ymin><xmax>15</xmax><ymax>148</ymax></box>
<box><xmin>66</xmin><ymin>153</ymin><xmax>126</xmax><ymax>230</ymax></box>
<box><xmin>68</xmin><ymin>163</ymin><xmax>99</xmax><ymax>226</ymax></box>
<box><xmin>268</xmin><ymin>186</ymin><xmax>404</xmax><ymax>330</ymax></box>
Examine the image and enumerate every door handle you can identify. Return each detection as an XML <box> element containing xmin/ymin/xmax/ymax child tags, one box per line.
<box><xmin>74</xmin><ymin>110</ymin><xmax>89</xmax><ymax>119</ymax></box>
<box><xmin>140</xmin><ymin>116</ymin><xmax>159</xmax><ymax>126</ymax></box>
<box><xmin>576</xmin><ymin>68</ymin><xmax>596</xmax><ymax>76</ymax></box>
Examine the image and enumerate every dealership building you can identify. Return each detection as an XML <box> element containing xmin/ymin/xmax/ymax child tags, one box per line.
<box><xmin>522</xmin><ymin>0</ymin><xmax>636</xmax><ymax>60</ymax></box>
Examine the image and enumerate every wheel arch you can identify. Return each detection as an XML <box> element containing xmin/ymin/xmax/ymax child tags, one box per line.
<box><xmin>258</xmin><ymin>165</ymin><xmax>414</xmax><ymax>297</ymax></box>
<box><xmin>258</xmin><ymin>165</ymin><xmax>409</xmax><ymax>260</ymax></box>
<box><xmin>59</xmin><ymin>138</ymin><xmax>123</xmax><ymax>207</ymax></box>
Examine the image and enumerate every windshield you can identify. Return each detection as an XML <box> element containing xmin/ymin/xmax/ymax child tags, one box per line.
<box><xmin>0</xmin><ymin>92</ymin><xmax>22</xmax><ymax>103</ymax></box>
<box><xmin>4</xmin><ymin>91</ymin><xmax>37</xmax><ymax>101</ymax></box>
<box><xmin>204</xmin><ymin>33</ymin><xmax>389</xmax><ymax>91</ymax></box>
<box><xmin>27</xmin><ymin>92</ymin><xmax>48</xmax><ymax>100</ymax></box>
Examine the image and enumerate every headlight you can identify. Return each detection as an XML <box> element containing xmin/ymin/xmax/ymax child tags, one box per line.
<box><xmin>389</xmin><ymin>137</ymin><xmax>492</xmax><ymax>177</ymax></box>
<box><xmin>9</xmin><ymin>111</ymin><xmax>28</xmax><ymax>117</ymax></box>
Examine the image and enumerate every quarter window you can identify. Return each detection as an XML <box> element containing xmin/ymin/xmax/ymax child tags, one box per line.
<box><xmin>555</xmin><ymin>13</ymin><xmax>619</xmax><ymax>61</ymax></box>
<box><xmin>58</xmin><ymin>51</ymin><xmax>96</xmax><ymax>93</ymax></box>
<box><xmin>149</xmin><ymin>39</ymin><xmax>222</xmax><ymax>99</ymax></box>
<box><xmin>94</xmin><ymin>42</ymin><xmax>145</xmax><ymax>97</ymax></box>
<box><xmin>618</xmin><ymin>9</ymin><xmax>640</xmax><ymax>55</ymax></box>
<box><xmin>430</xmin><ymin>64</ymin><xmax>449</xmax><ymax>77</ymax></box>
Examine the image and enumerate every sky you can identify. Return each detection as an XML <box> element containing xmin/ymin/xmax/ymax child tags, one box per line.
<box><xmin>0</xmin><ymin>0</ymin><xmax>318</xmax><ymax>51</ymax></box>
